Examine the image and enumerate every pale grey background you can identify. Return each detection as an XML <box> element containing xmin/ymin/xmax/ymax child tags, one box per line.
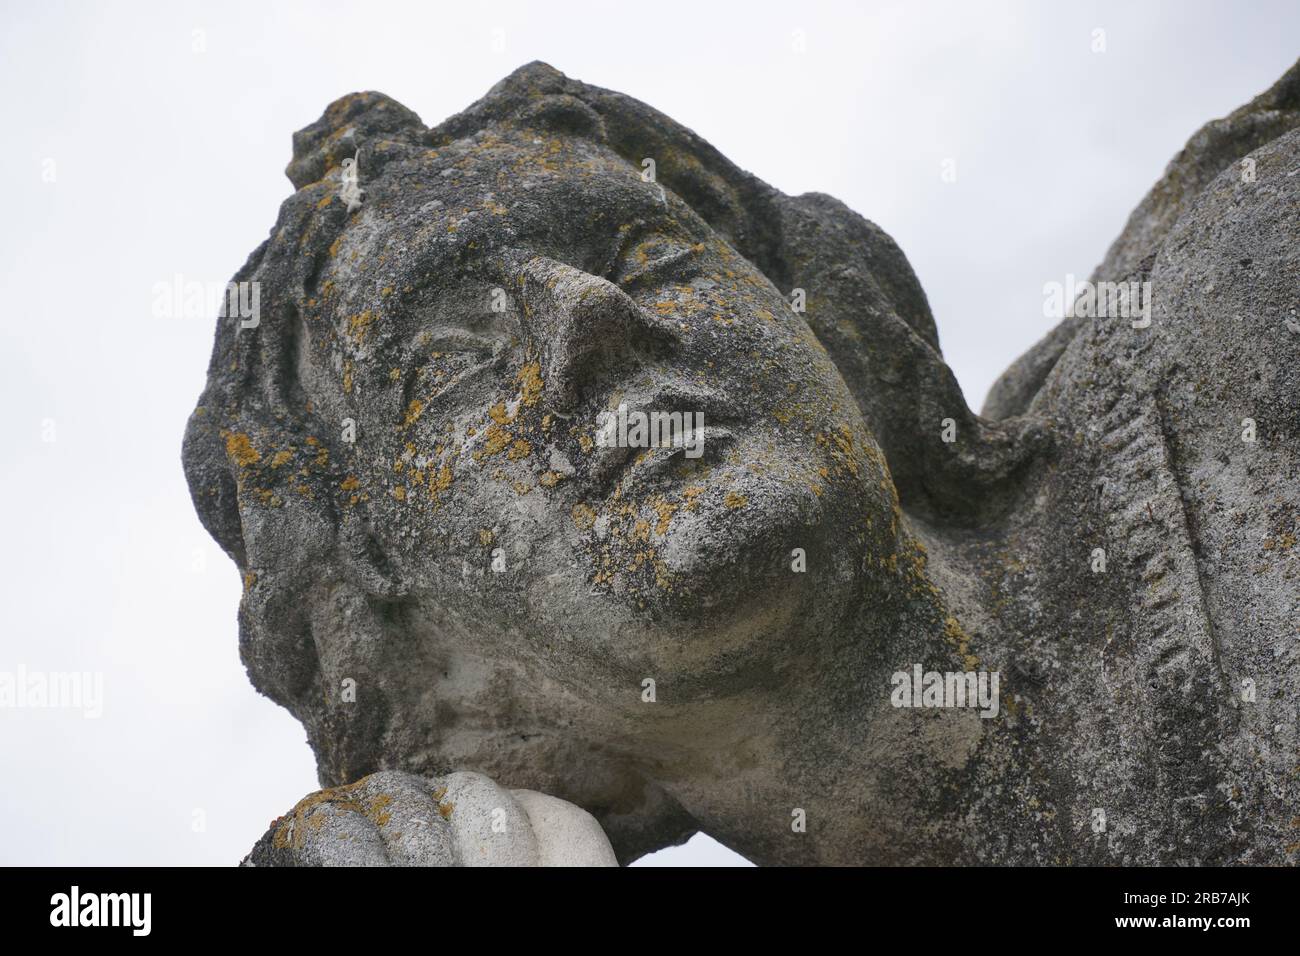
<box><xmin>1</xmin><ymin>0</ymin><xmax>1295</xmax><ymax>866</ymax></box>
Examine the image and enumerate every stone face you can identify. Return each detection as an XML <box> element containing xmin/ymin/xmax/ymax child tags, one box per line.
<box><xmin>187</xmin><ymin>60</ymin><xmax>1300</xmax><ymax>866</ymax></box>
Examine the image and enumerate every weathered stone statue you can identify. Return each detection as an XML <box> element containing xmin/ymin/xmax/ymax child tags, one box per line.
<box><xmin>184</xmin><ymin>61</ymin><xmax>1300</xmax><ymax>866</ymax></box>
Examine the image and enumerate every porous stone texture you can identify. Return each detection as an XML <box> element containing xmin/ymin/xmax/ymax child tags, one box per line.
<box><xmin>983</xmin><ymin>59</ymin><xmax>1300</xmax><ymax>420</ymax></box>
<box><xmin>186</xmin><ymin>60</ymin><xmax>1299</xmax><ymax>866</ymax></box>
<box><xmin>243</xmin><ymin>770</ymin><xmax>616</xmax><ymax>866</ymax></box>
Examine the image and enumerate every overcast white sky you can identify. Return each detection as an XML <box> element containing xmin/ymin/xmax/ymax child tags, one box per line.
<box><xmin>1</xmin><ymin>0</ymin><xmax>1296</xmax><ymax>867</ymax></box>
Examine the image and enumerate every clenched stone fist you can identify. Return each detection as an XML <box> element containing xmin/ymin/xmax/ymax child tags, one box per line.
<box><xmin>242</xmin><ymin>770</ymin><xmax>618</xmax><ymax>867</ymax></box>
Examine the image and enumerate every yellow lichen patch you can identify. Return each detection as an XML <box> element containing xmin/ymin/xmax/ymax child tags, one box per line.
<box><xmin>571</xmin><ymin>503</ymin><xmax>597</xmax><ymax>530</ymax></box>
<box><xmin>343</xmin><ymin>359</ymin><xmax>354</xmax><ymax>394</ymax></box>
<box><xmin>944</xmin><ymin>616</ymin><xmax>980</xmax><ymax>671</ymax></box>
<box><xmin>489</xmin><ymin>401</ymin><xmax>515</xmax><ymax>425</ymax></box>
<box><xmin>271</xmin><ymin>449</ymin><xmax>294</xmax><ymax>469</ymax></box>
<box><xmin>314</xmin><ymin>447</ymin><xmax>329</xmax><ymax>467</ymax></box>
<box><xmin>724</xmin><ymin>491</ymin><xmax>748</xmax><ymax>510</ymax></box>
<box><xmin>254</xmin><ymin>488</ymin><xmax>282</xmax><ymax>508</ymax></box>
<box><xmin>329</xmin><ymin>236</ymin><xmax>344</xmax><ymax>258</ymax></box>
<box><xmin>403</xmin><ymin>399</ymin><xmax>425</xmax><ymax>428</ymax></box>
<box><xmin>481</xmin><ymin>423</ymin><xmax>512</xmax><ymax>456</ymax></box>
<box><xmin>1266</xmin><ymin>532</ymin><xmax>1297</xmax><ymax>551</ymax></box>
<box><xmin>430</xmin><ymin>463</ymin><xmax>454</xmax><ymax>498</ymax></box>
<box><xmin>389</xmin><ymin>367</ymin><xmax>402</xmax><ymax>382</ymax></box>
<box><xmin>653</xmin><ymin>498</ymin><xmax>678</xmax><ymax>535</ymax></box>
<box><xmin>243</xmin><ymin>570</ymin><xmax>257</xmax><ymax>592</ymax></box>
<box><xmin>347</xmin><ymin>309</ymin><xmax>377</xmax><ymax>343</ymax></box>
<box><xmin>479</xmin><ymin>528</ymin><xmax>495</xmax><ymax>546</ymax></box>
<box><xmin>539</xmin><ymin>470</ymin><xmax>563</xmax><ymax>488</ymax></box>
<box><xmin>367</xmin><ymin>794</ymin><xmax>393</xmax><ymax>827</ymax></box>
<box><xmin>507</xmin><ymin>438</ymin><xmax>532</xmax><ymax>460</ymax></box>
<box><xmin>831</xmin><ymin>425</ymin><xmax>862</xmax><ymax>478</ymax></box>
<box><xmin>437</xmin><ymin>800</ymin><xmax>454</xmax><ymax>820</ymax></box>
<box><xmin>392</xmin><ymin>485</ymin><xmax>407</xmax><ymax>501</ymax></box>
<box><xmin>271</xmin><ymin>779</ymin><xmax>369</xmax><ymax>851</ymax></box>
<box><xmin>516</xmin><ymin>361</ymin><xmax>544</xmax><ymax>406</ymax></box>
<box><xmin>222</xmin><ymin>430</ymin><xmax>261</xmax><ymax>468</ymax></box>
<box><xmin>682</xmin><ymin>486</ymin><xmax>706</xmax><ymax>511</ymax></box>
<box><xmin>340</xmin><ymin>476</ymin><xmax>360</xmax><ymax>492</ymax></box>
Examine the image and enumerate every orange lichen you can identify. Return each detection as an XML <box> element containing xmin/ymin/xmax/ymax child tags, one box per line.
<box><xmin>430</xmin><ymin>463</ymin><xmax>454</xmax><ymax>496</ymax></box>
<box><xmin>347</xmin><ymin>310</ymin><xmax>377</xmax><ymax>343</ymax></box>
<box><xmin>653</xmin><ymin>499</ymin><xmax>678</xmax><ymax>535</ymax></box>
<box><xmin>222</xmin><ymin>431</ymin><xmax>261</xmax><ymax>468</ymax></box>
<box><xmin>403</xmin><ymin>399</ymin><xmax>425</xmax><ymax>428</ymax></box>
<box><xmin>482</xmin><ymin>423</ymin><xmax>512</xmax><ymax>456</ymax></box>
<box><xmin>571</xmin><ymin>503</ymin><xmax>597</xmax><ymax>530</ymax></box>
<box><xmin>516</xmin><ymin>362</ymin><xmax>544</xmax><ymax>406</ymax></box>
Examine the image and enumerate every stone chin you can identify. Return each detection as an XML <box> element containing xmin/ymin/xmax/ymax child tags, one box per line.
<box><xmin>520</xmin><ymin>471</ymin><xmax>890</xmax><ymax>691</ymax></box>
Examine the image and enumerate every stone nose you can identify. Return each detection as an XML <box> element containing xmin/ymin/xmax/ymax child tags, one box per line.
<box><xmin>513</xmin><ymin>255</ymin><xmax>681</xmax><ymax>413</ymax></box>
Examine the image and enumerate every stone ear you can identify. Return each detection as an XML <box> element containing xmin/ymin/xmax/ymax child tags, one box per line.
<box><xmin>184</xmin><ymin>376</ymin><xmax>401</xmax><ymax>600</ymax></box>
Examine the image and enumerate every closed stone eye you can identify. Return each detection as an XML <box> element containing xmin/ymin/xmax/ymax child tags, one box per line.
<box><xmin>606</xmin><ymin>219</ymin><xmax>706</xmax><ymax>292</ymax></box>
<box><xmin>616</xmin><ymin>239</ymin><xmax>705</xmax><ymax>292</ymax></box>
